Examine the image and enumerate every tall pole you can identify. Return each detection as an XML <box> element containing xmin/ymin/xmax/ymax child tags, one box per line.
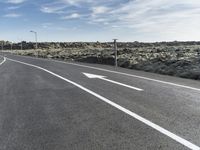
<box><xmin>1</xmin><ymin>41</ymin><xmax>4</xmax><ymax>56</ymax></box>
<box><xmin>1</xmin><ymin>42</ymin><xmax>4</xmax><ymax>51</ymax></box>
<box><xmin>30</xmin><ymin>30</ymin><xmax>38</xmax><ymax>49</ymax></box>
<box><xmin>113</xmin><ymin>39</ymin><xmax>118</xmax><ymax>67</ymax></box>
<box><xmin>10</xmin><ymin>42</ymin><xmax>12</xmax><ymax>51</ymax></box>
<box><xmin>35</xmin><ymin>32</ymin><xmax>38</xmax><ymax>49</ymax></box>
<box><xmin>1</xmin><ymin>42</ymin><xmax>2</xmax><ymax>55</ymax></box>
<box><xmin>21</xmin><ymin>41</ymin><xmax>23</xmax><ymax>50</ymax></box>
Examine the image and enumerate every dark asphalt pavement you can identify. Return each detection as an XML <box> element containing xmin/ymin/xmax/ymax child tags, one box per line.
<box><xmin>0</xmin><ymin>54</ymin><xmax>200</xmax><ymax>150</ymax></box>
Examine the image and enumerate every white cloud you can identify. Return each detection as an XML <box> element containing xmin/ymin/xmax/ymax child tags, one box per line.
<box><xmin>6</xmin><ymin>0</ymin><xmax>26</xmax><ymax>4</ymax></box>
<box><xmin>109</xmin><ymin>0</ymin><xmax>200</xmax><ymax>29</ymax></box>
<box><xmin>92</xmin><ymin>6</ymin><xmax>109</xmax><ymax>15</ymax></box>
<box><xmin>42</xmin><ymin>22</ymin><xmax>53</xmax><ymax>29</ymax></box>
<box><xmin>3</xmin><ymin>13</ymin><xmax>21</xmax><ymax>18</ymax></box>
<box><xmin>40</xmin><ymin>0</ymin><xmax>93</xmax><ymax>14</ymax></box>
<box><xmin>88</xmin><ymin>1</ymin><xmax>200</xmax><ymax>30</ymax></box>
<box><xmin>61</xmin><ymin>13</ymin><xmax>81</xmax><ymax>19</ymax></box>
<box><xmin>40</xmin><ymin>4</ymin><xmax>67</xmax><ymax>14</ymax></box>
<box><xmin>7</xmin><ymin>6</ymin><xmax>20</xmax><ymax>10</ymax></box>
<box><xmin>41</xmin><ymin>22</ymin><xmax>78</xmax><ymax>31</ymax></box>
<box><xmin>39</xmin><ymin>0</ymin><xmax>200</xmax><ymax>41</ymax></box>
<box><xmin>61</xmin><ymin>0</ymin><xmax>92</xmax><ymax>6</ymax></box>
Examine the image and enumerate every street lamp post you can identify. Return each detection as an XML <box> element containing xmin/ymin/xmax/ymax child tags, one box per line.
<box><xmin>113</xmin><ymin>39</ymin><xmax>118</xmax><ymax>68</ymax></box>
<box><xmin>30</xmin><ymin>30</ymin><xmax>38</xmax><ymax>49</ymax></box>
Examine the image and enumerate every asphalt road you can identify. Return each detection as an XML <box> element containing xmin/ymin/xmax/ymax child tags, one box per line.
<box><xmin>0</xmin><ymin>54</ymin><xmax>200</xmax><ymax>150</ymax></box>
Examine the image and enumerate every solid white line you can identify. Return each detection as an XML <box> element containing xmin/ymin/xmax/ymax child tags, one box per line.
<box><xmin>0</xmin><ymin>57</ymin><xmax>6</xmax><ymax>66</ymax></box>
<box><xmin>83</xmin><ymin>72</ymin><xmax>143</xmax><ymax>91</ymax></box>
<box><xmin>11</xmin><ymin>55</ymin><xmax>200</xmax><ymax>92</ymax></box>
<box><xmin>101</xmin><ymin>77</ymin><xmax>143</xmax><ymax>91</ymax></box>
<box><xmin>7</xmin><ymin>57</ymin><xmax>200</xmax><ymax>150</ymax></box>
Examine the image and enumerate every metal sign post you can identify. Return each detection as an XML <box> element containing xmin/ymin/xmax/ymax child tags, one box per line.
<box><xmin>10</xmin><ymin>43</ymin><xmax>12</xmax><ymax>51</ymax></box>
<box><xmin>113</xmin><ymin>39</ymin><xmax>118</xmax><ymax>67</ymax></box>
<box><xmin>1</xmin><ymin>42</ymin><xmax>3</xmax><ymax>51</ymax></box>
<box><xmin>1</xmin><ymin>42</ymin><xmax>4</xmax><ymax>56</ymax></box>
<box><xmin>21</xmin><ymin>41</ymin><xmax>23</xmax><ymax>50</ymax></box>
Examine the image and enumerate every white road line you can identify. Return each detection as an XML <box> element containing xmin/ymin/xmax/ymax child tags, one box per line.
<box><xmin>102</xmin><ymin>77</ymin><xmax>144</xmax><ymax>91</ymax></box>
<box><xmin>7</xmin><ymin>57</ymin><xmax>200</xmax><ymax>150</ymax></box>
<box><xmin>83</xmin><ymin>72</ymin><xmax>143</xmax><ymax>91</ymax></box>
<box><xmin>13</xmin><ymin>55</ymin><xmax>200</xmax><ymax>92</ymax></box>
<box><xmin>0</xmin><ymin>57</ymin><xmax>6</xmax><ymax>66</ymax></box>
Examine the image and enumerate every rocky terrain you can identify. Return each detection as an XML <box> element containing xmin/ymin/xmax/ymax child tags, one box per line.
<box><xmin>2</xmin><ymin>41</ymin><xmax>200</xmax><ymax>80</ymax></box>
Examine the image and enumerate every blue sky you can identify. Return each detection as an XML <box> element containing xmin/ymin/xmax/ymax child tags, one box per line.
<box><xmin>1</xmin><ymin>0</ymin><xmax>200</xmax><ymax>42</ymax></box>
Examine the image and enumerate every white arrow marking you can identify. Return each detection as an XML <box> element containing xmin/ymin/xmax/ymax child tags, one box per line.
<box><xmin>83</xmin><ymin>73</ymin><xmax>143</xmax><ymax>91</ymax></box>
